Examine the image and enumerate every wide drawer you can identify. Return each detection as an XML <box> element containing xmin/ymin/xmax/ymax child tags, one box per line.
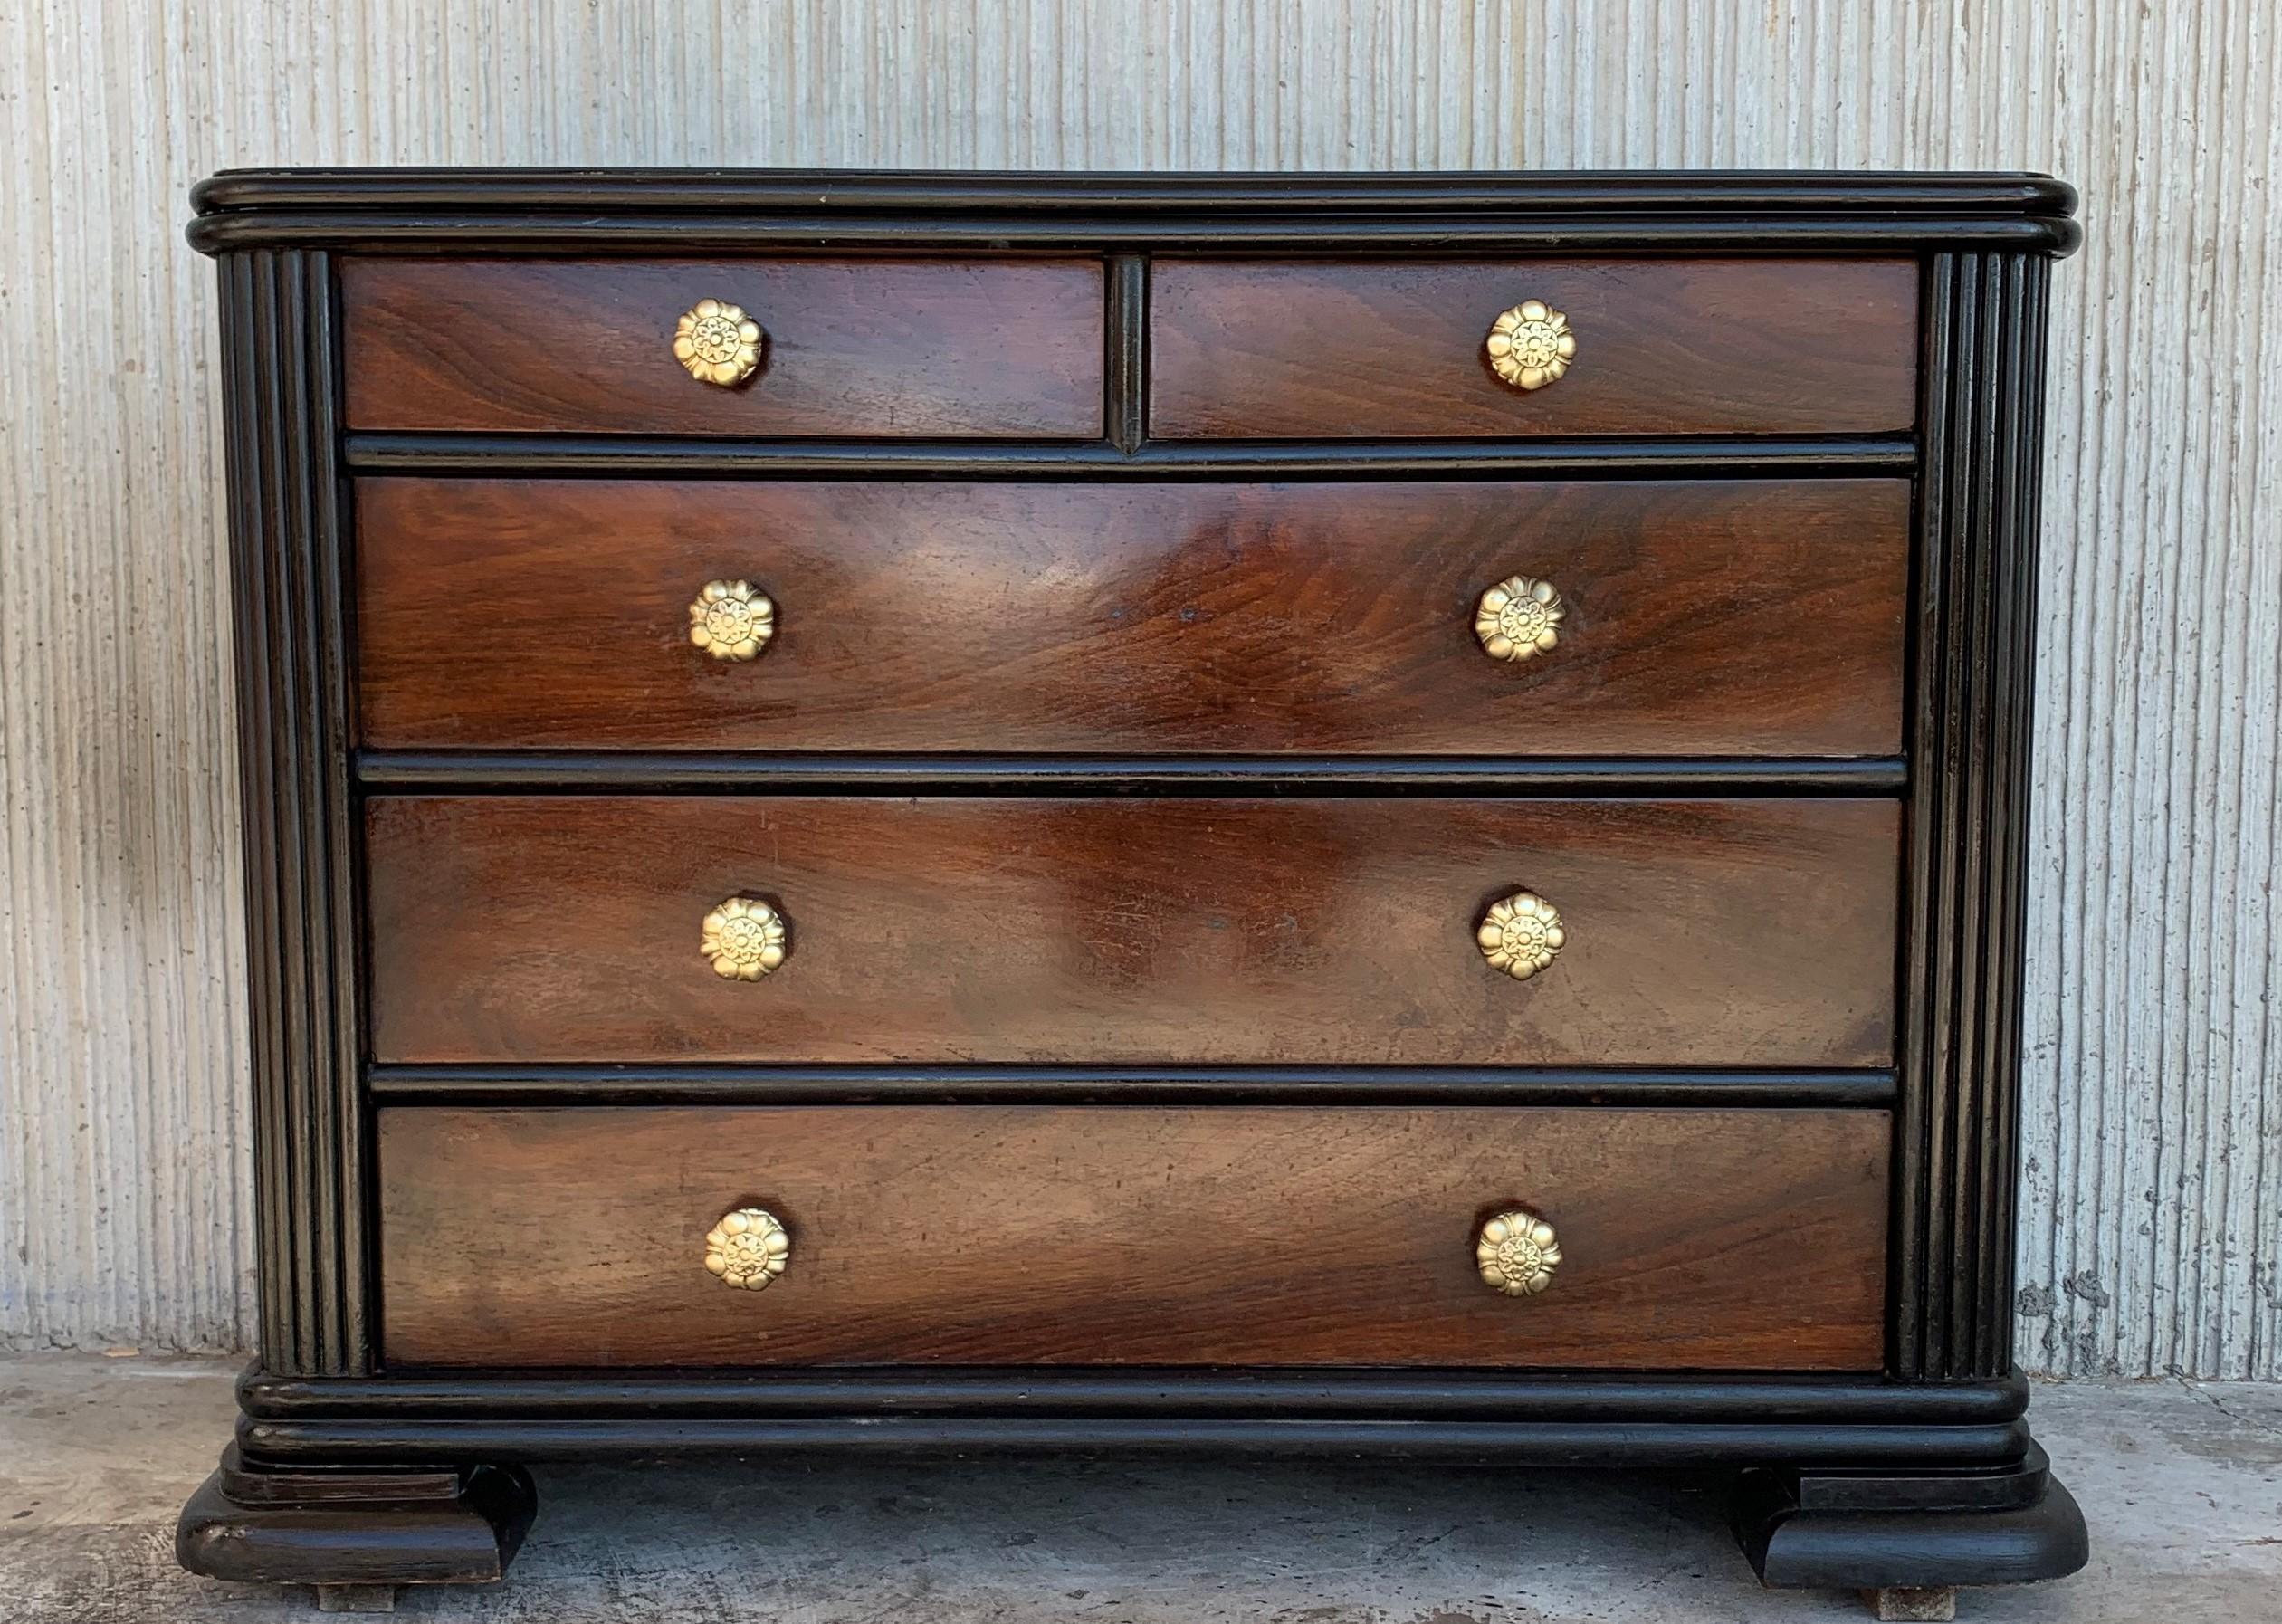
<box><xmin>365</xmin><ymin>797</ymin><xmax>1898</xmax><ymax>1065</ymax></box>
<box><xmin>377</xmin><ymin>1105</ymin><xmax>1890</xmax><ymax>1368</ymax></box>
<box><xmin>355</xmin><ymin>478</ymin><xmax>1908</xmax><ymax>757</ymax></box>
<box><xmin>339</xmin><ymin>257</ymin><xmax>1104</xmax><ymax>436</ymax></box>
<box><xmin>1149</xmin><ymin>258</ymin><xmax>1917</xmax><ymax>438</ymax></box>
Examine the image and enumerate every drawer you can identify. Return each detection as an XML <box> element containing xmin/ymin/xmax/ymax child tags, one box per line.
<box><xmin>355</xmin><ymin>478</ymin><xmax>1907</xmax><ymax>757</ymax></box>
<box><xmin>1150</xmin><ymin>258</ymin><xmax>1917</xmax><ymax>438</ymax></box>
<box><xmin>339</xmin><ymin>257</ymin><xmax>1103</xmax><ymax>436</ymax></box>
<box><xmin>377</xmin><ymin>1105</ymin><xmax>1890</xmax><ymax>1368</ymax></box>
<box><xmin>365</xmin><ymin>797</ymin><xmax>1898</xmax><ymax>1065</ymax></box>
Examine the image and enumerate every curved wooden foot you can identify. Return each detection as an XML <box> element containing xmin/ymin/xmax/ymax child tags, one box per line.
<box><xmin>177</xmin><ymin>1444</ymin><xmax>536</xmax><ymax>1601</ymax></box>
<box><xmin>1733</xmin><ymin>1442</ymin><xmax>2086</xmax><ymax>1610</ymax></box>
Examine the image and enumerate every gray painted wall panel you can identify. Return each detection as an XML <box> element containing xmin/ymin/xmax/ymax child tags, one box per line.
<box><xmin>3</xmin><ymin>0</ymin><xmax>2276</xmax><ymax>1376</ymax></box>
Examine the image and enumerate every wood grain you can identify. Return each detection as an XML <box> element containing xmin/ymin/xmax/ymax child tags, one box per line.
<box><xmin>363</xmin><ymin>796</ymin><xmax>1900</xmax><ymax>1065</ymax></box>
<box><xmin>1149</xmin><ymin>258</ymin><xmax>1917</xmax><ymax>437</ymax></box>
<box><xmin>355</xmin><ymin>479</ymin><xmax>1908</xmax><ymax>757</ymax></box>
<box><xmin>377</xmin><ymin>1104</ymin><xmax>1891</xmax><ymax>1368</ymax></box>
<box><xmin>339</xmin><ymin>257</ymin><xmax>1103</xmax><ymax>435</ymax></box>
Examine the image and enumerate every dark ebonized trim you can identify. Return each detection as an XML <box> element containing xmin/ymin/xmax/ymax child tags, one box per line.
<box><xmin>364</xmin><ymin>1064</ymin><xmax>1897</xmax><ymax>1108</ymax></box>
<box><xmin>1105</xmin><ymin>253</ymin><xmax>1149</xmax><ymax>453</ymax></box>
<box><xmin>221</xmin><ymin>248</ymin><xmax>368</xmax><ymax>1379</ymax></box>
<box><xmin>240</xmin><ymin>1365</ymin><xmax>2031</xmax><ymax>1423</ymax></box>
<box><xmin>237</xmin><ymin>1416</ymin><xmax>2030</xmax><ymax>1467</ymax></box>
<box><xmin>192</xmin><ymin>167</ymin><xmax>2081</xmax><ymax>223</ymax></box>
<box><xmin>341</xmin><ymin>431</ymin><xmax>1918</xmax><ymax>479</ymax></box>
<box><xmin>352</xmin><ymin>751</ymin><xmax>1909</xmax><ymax>796</ymax></box>
<box><xmin>186</xmin><ymin>171</ymin><xmax>2080</xmax><ymax>256</ymax></box>
<box><xmin>1891</xmin><ymin>253</ymin><xmax>2050</xmax><ymax>1382</ymax></box>
<box><xmin>232</xmin><ymin>1368</ymin><xmax>2033</xmax><ymax>1468</ymax></box>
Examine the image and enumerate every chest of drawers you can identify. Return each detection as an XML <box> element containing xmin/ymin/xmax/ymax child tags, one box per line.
<box><xmin>177</xmin><ymin>170</ymin><xmax>2084</xmax><ymax>1618</ymax></box>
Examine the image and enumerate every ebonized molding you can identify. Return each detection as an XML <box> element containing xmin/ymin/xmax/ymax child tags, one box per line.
<box><xmin>234</xmin><ymin>1369</ymin><xmax>2032</xmax><ymax>1468</ymax></box>
<box><xmin>362</xmin><ymin>1064</ymin><xmax>1897</xmax><ymax>1108</ymax></box>
<box><xmin>340</xmin><ymin>432</ymin><xmax>1918</xmax><ymax>479</ymax></box>
<box><xmin>218</xmin><ymin>247</ymin><xmax>367</xmax><ymax>1379</ymax></box>
<box><xmin>1892</xmin><ymin>252</ymin><xmax>2052</xmax><ymax>1381</ymax></box>
<box><xmin>353</xmin><ymin>751</ymin><xmax>1909</xmax><ymax>796</ymax></box>
<box><xmin>187</xmin><ymin>169</ymin><xmax>2083</xmax><ymax>255</ymax></box>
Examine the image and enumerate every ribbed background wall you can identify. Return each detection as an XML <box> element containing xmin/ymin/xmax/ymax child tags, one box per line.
<box><xmin>2</xmin><ymin>0</ymin><xmax>2276</xmax><ymax>1376</ymax></box>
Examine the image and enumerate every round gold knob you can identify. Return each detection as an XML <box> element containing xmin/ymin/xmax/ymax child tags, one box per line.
<box><xmin>673</xmin><ymin>298</ymin><xmax>764</xmax><ymax>387</ymax></box>
<box><xmin>701</xmin><ymin>895</ymin><xmax>789</xmax><ymax>980</ymax></box>
<box><xmin>1475</xmin><ymin>576</ymin><xmax>1563</xmax><ymax>663</ymax></box>
<box><xmin>1485</xmin><ymin>300</ymin><xmax>1575</xmax><ymax>391</ymax></box>
<box><xmin>1477</xmin><ymin>890</ymin><xmax>1565</xmax><ymax>980</ymax></box>
<box><xmin>704</xmin><ymin>1207</ymin><xmax>790</xmax><ymax>1291</ymax></box>
<box><xmin>1476</xmin><ymin>1208</ymin><xmax>1561</xmax><ymax>1296</ymax></box>
<box><xmin>689</xmin><ymin>579</ymin><xmax>776</xmax><ymax>662</ymax></box>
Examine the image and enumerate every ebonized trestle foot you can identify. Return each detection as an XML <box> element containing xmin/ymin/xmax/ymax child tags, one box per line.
<box><xmin>1732</xmin><ymin>1442</ymin><xmax>2086</xmax><ymax>1616</ymax></box>
<box><xmin>176</xmin><ymin>1444</ymin><xmax>535</xmax><ymax>1605</ymax></box>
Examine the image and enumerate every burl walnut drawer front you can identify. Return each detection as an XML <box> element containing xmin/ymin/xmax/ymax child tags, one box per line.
<box><xmin>339</xmin><ymin>257</ymin><xmax>1104</xmax><ymax>436</ymax></box>
<box><xmin>364</xmin><ymin>796</ymin><xmax>1897</xmax><ymax>1066</ymax></box>
<box><xmin>377</xmin><ymin>1105</ymin><xmax>1890</xmax><ymax>1369</ymax></box>
<box><xmin>1150</xmin><ymin>258</ymin><xmax>1917</xmax><ymax>438</ymax></box>
<box><xmin>356</xmin><ymin>478</ymin><xmax>1906</xmax><ymax>757</ymax></box>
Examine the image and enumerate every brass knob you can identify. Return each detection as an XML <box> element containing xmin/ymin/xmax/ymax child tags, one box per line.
<box><xmin>1485</xmin><ymin>300</ymin><xmax>1575</xmax><ymax>391</ymax></box>
<box><xmin>1475</xmin><ymin>576</ymin><xmax>1563</xmax><ymax>663</ymax></box>
<box><xmin>704</xmin><ymin>1207</ymin><xmax>791</xmax><ymax>1291</ymax></box>
<box><xmin>689</xmin><ymin>579</ymin><xmax>776</xmax><ymax>662</ymax></box>
<box><xmin>702</xmin><ymin>896</ymin><xmax>789</xmax><ymax>980</ymax></box>
<box><xmin>673</xmin><ymin>298</ymin><xmax>764</xmax><ymax>386</ymax></box>
<box><xmin>1476</xmin><ymin>1208</ymin><xmax>1561</xmax><ymax>1296</ymax></box>
<box><xmin>1477</xmin><ymin>890</ymin><xmax>1565</xmax><ymax>980</ymax></box>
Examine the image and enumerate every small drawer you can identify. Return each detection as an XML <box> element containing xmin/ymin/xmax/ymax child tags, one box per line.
<box><xmin>354</xmin><ymin>477</ymin><xmax>1907</xmax><ymax>757</ymax></box>
<box><xmin>339</xmin><ymin>256</ymin><xmax>1104</xmax><ymax>436</ymax></box>
<box><xmin>364</xmin><ymin>796</ymin><xmax>1899</xmax><ymax>1067</ymax></box>
<box><xmin>377</xmin><ymin>1104</ymin><xmax>1890</xmax><ymax>1368</ymax></box>
<box><xmin>1149</xmin><ymin>258</ymin><xmax>1917</xmax><ymax>438</ymax></box>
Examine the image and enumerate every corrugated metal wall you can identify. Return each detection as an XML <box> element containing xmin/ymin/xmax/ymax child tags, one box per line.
<box><xmin>2</xmin><ymin>0</ymin><xmax>2276</xmax><ymax>1376</ymax></box>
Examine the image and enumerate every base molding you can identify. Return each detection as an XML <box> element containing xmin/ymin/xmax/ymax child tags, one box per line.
<box><xmin>176</xmin><ymin>1444</ymin><xmax>536</xmax><ymax>1592</ymax></box>
<box><xmin>1733</xmin><ymin>1443</ymin><xmax>2087</xmax><ymax>1594</ymax></box>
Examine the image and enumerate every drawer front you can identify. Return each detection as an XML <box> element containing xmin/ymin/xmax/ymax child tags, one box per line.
<box><xmin>366</xmin><ymin>797</ymin><xmax>1898</xmax><ymax>1065</ymax></box>
<box><xmin>339</xmin><ymin>257</ymin><xmax>1104</xmax><ymax>436</ymax></box>
<box><xmin>1150</xmin><ymin>258</ymin><xmax>1917</xmax><ymax>438</ymax></box>
<box><xmin>377</xmin><ymin>1105</ymin><xmax>1890</xmax><ymax>1368</ymax></box>
<box><xmin>357</xmin><ymin>478</ymin><xmax>1906</xmax><ymax>757</ymax></box>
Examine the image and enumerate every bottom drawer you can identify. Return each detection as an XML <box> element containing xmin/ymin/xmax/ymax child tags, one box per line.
<box><xmin>378</xmin><ymin>1106</ymin><xmax>1888</xmax><ymax>1371</ymax></box>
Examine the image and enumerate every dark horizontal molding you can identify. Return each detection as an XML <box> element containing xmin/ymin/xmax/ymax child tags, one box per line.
<box><xmin>236</xmin><ymin>1414</ymin><xmax>2031</xmax><ymax>1467</ymax></box>
<box><xmin>354</xmin><ymin>751</ymin><xmax>1910</xmax><ymax>797</ymax></box>
<box><xmin>365</xmin><ymin>1064</ymin><xmax>1897</xmax><ymax>1109</ymax></box>
<box><xmin>234</xmin><ymin>1367</ymin><xmax>2032</xmax><ymax>1467</ymax></box>
<box><xmin>242</xmin><ymin>1365</ymin><xmax>2030</xmax><ymax>1423</ymax></box>
<box><xmin>343</xmin><ymin>432</ymin><xmax>1917</xmax><ymax>480</ymax></box>
<box><xmin>195</xmin><ymin>168</ymin><xmax>2081</xmax><ymax>220</ymax></box>
<box><xmin>187</xmin><ymin>169</ymin><xmax>2080</xmax><ymax>256</ymax></box>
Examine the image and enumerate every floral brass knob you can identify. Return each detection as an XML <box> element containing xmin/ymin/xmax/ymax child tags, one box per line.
<box><xmin>1485</xmin><ymin>300</ymin><xmax>1575</xmax><ymax>391</ymax></box>
<box><xmin>1475</xmin><ymin>576</ymin><xmax>1564</xmax><ymax>663</ymax></box>
<box><xmin>1477</xmin><ymin>890</ymin><xmax>1565</xmax><ymax>980</ymax></box>
<box><xmin>689</xmin><ymin>579</ymin><xmax>777</xmax><ymax>662</ymax></box>
<box><xmin>1476</xmin><ymin>1208</ymin><xmax>1561</xmax><ymax>1296</ymax></box>
<box><xmin>704</xmin><ymin>1207</ymin><xmax>791</xmax><ymax>1291</ymax></box>
<box><xmin>702</xmin><ymin>896</ymin><xmax>789</xmax><ymax>980</ymax></box>
<box><xmin>673</xmin><ymin>298</ymin><xmax>764</xmax><ymax>387</ymax></box>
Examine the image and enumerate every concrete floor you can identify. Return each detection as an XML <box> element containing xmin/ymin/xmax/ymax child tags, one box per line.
<box><xmin>2</xmin><ymin>1354</ymin><xmax>2277</xmax><ymax>1622</ymax></box>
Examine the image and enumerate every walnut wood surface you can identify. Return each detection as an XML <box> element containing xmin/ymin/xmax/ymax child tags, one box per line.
<box><xmin>356</xmin><ymin>479</ymin><xmax>1906</xmax><ymax>756</ymax></box>
<box><xmin>339</xmin><ymin>257</ymin><xmax>1103</xmax><ymax>435</ymax></box>
<box><xmin>364</xmin><ymin>796</ymin><xmax>1898</xmax><ymax>1065</ymax></box>
<box><xmin>1149</xmin><ymin>258</ymin><xmax>1917</xmax><ymax>437</ymax></box>
<box><xmin>377</xmin><ymin>1104</ymin><xmax>1889</xmax><ymax>1368</ymax></box>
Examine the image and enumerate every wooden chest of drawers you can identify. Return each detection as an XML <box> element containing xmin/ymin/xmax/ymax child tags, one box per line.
<box><xmin>178</xmin><ymin>170</ymin><xmax>2084</xmax><ymax>1616</ymax></box>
